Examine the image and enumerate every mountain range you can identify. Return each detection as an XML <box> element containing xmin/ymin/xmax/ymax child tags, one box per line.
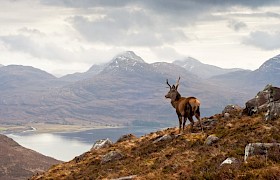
<box><xmin>173</xmin><ymin>57</ymin><xmax>243</xmax><ymax>79</ymax></box>
<box><xmin>0</xmin><ymin>51</ymin><xmax>279</xmax><ymax>127</ymax></box>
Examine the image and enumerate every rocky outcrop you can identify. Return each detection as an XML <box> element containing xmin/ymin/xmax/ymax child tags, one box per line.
<box><xmin>243</xmin><ymin>84</ymin><xmax>280</xmax><ymax>119</ymax></box>
<box><xmin>91</xmin><ymin>138</ymin><xmax>113</xmax><ymax>150</ymax></box>
<box><xmin>244</xmin><ymin>143</ymin><xmax>280</xmax><ymax>162</ymax></box>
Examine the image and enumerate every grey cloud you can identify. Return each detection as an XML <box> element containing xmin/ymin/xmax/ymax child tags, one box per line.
<box><xmin>227</xmin><ymin>19</ymin><xmax>247</xmax><ymax>31</ymax></box>
<box><xmin>0</xmin><ymin>34</ymin><xmax>88</xmax><ymax>63</ymax></box>
<box><xmin>243</xmin><ymin>31</ymin><xmax>280</xmax><ymax>50</ymax></box>
<box><xmin>67</xmin><ymin>9</ymin><xmax>188</xmax><ymax>47</ymax></box>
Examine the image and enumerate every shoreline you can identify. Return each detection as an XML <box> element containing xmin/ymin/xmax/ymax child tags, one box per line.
<box><xmin>0</xmin><ymin>123</ymin><xmax>125</xmax><ymax>134</ymax></box>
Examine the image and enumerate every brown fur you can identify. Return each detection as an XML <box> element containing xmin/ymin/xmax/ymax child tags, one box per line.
<box><xmin>165</xmin><ymin>78</ymin><xmax>203</xmax><ymax>133</ymax></box>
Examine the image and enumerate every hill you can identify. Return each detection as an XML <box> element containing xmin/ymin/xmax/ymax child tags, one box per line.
<box><xmin>210</xmin><ymin>54</ymin><xmax>280</xmax><ymax>94</ymax></box>
<box><xmin>31</xmin><ymin>109</ymin><xmax>280</xmax><ymax>179</ymax></box>
<box><xmin>0</xmin><ymin>134</ymin><xmax>61</xmax><ymax>180</ymax></box>
<box><xmin>173</xmin><ymin>57</ymin><xmax>243</xmax><ymax>79</ymax></box>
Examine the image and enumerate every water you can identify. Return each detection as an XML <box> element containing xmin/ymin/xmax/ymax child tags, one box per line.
<box><xmin>6</xmin><ymin>126</ymin><xmax>161</xmax><ymax>161</ymax></box>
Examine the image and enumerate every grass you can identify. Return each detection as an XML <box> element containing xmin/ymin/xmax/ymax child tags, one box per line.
<box><xmin>31</xmin><ymin>112</ymin><xmax>280</xmax><ymax>180</ymax></box>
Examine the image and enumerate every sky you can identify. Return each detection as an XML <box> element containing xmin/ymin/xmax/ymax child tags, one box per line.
<box><xmin>0</xmin><ymin>0</ymin><xmax>280</xmax><ymax>76</ymax></box>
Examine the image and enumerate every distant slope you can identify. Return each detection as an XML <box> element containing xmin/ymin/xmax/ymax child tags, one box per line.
<box><xmin>210</xmin><ymin>54</ymin><xmax>280</xmax><ymax>94</ymax></box>
<box><xmin>0</xmin><ymin>134</ymin><xmax>61</xmax><ymax>180</ymax></box>
<box><xmin>173</xmin><ymin>57</ymin><xmax>243</xmax><ymax>79</ymax></box>
<box><xmin>2</xmin><ymin>52</ymin><xmax>279</xmax><ymax>127</ymax></box>
<box><xmin>0</xmin><ymin>65</ymin><xmax>57</xmax><ymax>91</ymax></box>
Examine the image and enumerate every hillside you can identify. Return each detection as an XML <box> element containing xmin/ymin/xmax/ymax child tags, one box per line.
<box><xmin>31</xmin><ymin>111</ymin><xmax>280</xmax><ymax>179</ymax></box>
<box><xmin>173</xmin><ymin>57</ymin><xmax>243</xmax><ymax>79</ymax></box>
<box><xmin>210</xmin><ymin>54</ymin><xmax>280</xmax><ymax>93</ymax></box>
<box><xmin>0</xmin><ymin>134</ymin><xmax>61</xmax><ymax>180</ymax></box>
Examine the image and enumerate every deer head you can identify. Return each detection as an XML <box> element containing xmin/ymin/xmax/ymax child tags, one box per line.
<box><xmin>165</xmin><ymin>77</ymin><xmax>181</xmax><ymax>101</ymax></box>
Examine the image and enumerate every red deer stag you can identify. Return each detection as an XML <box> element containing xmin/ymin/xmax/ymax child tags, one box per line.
<box><xmin>165</xmin><ymin>77</ymin><xmax>203</xmax><ymax>133</ymax></box>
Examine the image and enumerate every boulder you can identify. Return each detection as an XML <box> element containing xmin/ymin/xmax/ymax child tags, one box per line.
<box><xmin>153</xmin><ymin>134</ymin><xmax>173</xmax><ymax>143</ymax></box>
<box><xmin>91</xmin><ymin>138</ymin><xmax>113</xmax><ymax>150</ymax></box>
<box><xmin>244</xmin><ymin>143</ymin><xmax>280</xmax><ymax>162</ymax></box>
<box><xmin>243</xmin><ymin>84</ymin><xmax>280</xmax><ymax>119</ymax></box>
<box><xmin>222</xmin><ymin>104</ymin><xmax>242</xmax><ymax>115</ymax></box>
<box><xmin>101</xmin><ymin>151</ymin><xmax>124</xmax><ymax>164</ymax></box>
<box><xmin>220</xmin><ymin>157</ymin><xmax>238</xmax><ymax>166</ymax></box>
<box><xmin>204</xmin><ymin>134</ymin><xmax>219</xmax><ymax>145</ymax></box>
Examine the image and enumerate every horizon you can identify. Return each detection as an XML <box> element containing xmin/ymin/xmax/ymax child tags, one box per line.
<box><xmin>1</xmin><ymin>50</ymin><xmax>274</xmax><ymax>77</ymax></box>
<box><xmin>1</xmin><ymin>1</ymin><xmax>280</xmax><ymax>75</ymax></box>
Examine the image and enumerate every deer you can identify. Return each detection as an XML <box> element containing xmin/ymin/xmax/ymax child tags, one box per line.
<box><xmin>165</xmin><ymin>77</ymin><xmax>203</xmax><ymax>133</ymax></box>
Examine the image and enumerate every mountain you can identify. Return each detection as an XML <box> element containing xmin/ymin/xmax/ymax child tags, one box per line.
<box><xmin>0</xmin><ymin>134</ymin><xmax>61</xmax><ymax>180</ymax></box>
<box><xmin>0</xmin><ymin>51</ymin><xmax>246</xmax><ymax>127</ymax></box>
<box><xmin>59</xmin><ymin>64</ymin><xmax>105</xmax><ymax>82</ymax></box>
<box><xmin>2</xmin><ymin>52</ymin><xmax>279</xmax><ymax>128</ymax></box>
<box><xmin>173</xmin><ymin>57</ymin><xmax>243</xmax><ymax>79</ymax></box>
<box><xmin>0</xmin><ymin>65</ymin><xmax>57</xmax><ymax>91</ymax></box>
<box><xmin>31</xmin><ymin>110</ymin><xmax>280</xmax><ymax>179</ymax></box>
<box><xmin>210</xmin><ymin>54</ymin><xmax>280</xmax><ymax>94</ymax></box>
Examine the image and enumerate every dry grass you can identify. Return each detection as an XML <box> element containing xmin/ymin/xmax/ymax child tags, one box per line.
<box><xmin>31</xmin><ymin>113</ymin><xmax>280</xmax><ymax>180</ymax></box>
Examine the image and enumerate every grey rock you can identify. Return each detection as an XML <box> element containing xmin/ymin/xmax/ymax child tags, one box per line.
<box><xmin>153</xmin><ymin>134</ymin><xmax>173</xmax><ymax>143</ymax></box>
<box><xmin>224</xmin><ymin>113</ymin><xmax>230</xmax><ymax>120</ymax></box>
<box><xmin>101</xmin><ymin>151</ymin><xmax>124</xmax><ymax>164</ymax></box>
<box><xmin>205</xmin><ymin>134</ymin><xmax>219</xmax><ymax>145</ymax></box>
<box><xmin>243</xmin><ymin>85</ymin><xmax>280</xmax><ymax>119</ymax></box>
<box><xmin>222</xmin><ymin>104</ymin><xmax>242</xmax><ymax>114</ymax></box>
<box><xmin>220</xmin><ymin>157</ymin><xmax>238</xmax><ymax>166</ymax></box>
<box><xmin>244</xmin><ymin>143</ymin><xmax>280</xmax><ymax>162</ymax></box>
<box><xmin>91</xmin><ymin>138</ymin><xmax>113</xmax><ymax>150</ymax></box>
<box><xmin>112</xmin><ymin>175</ymin><xmax>137</xmax><ymax>180</ymax></box>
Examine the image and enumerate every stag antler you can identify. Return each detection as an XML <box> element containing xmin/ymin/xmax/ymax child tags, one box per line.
<box><xmin>175</xmin><ymin>76</ymin><xmax>180</xmax><ymax>89</ymax></box>
<box><xmin>166</xmin><ymin>79</ymin><xmax>171</xmax><ymax>89</ymax></box>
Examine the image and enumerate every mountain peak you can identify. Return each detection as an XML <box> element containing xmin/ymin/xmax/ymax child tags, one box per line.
<box><xmin>113</xmin><ymin>51</ymin><xmax>145</xmax><ymax>63</ymax></box>
<box><xmin>258</xmin><ymin>54</ymin><xmax>280</xmax><ymax>72</ymax></box>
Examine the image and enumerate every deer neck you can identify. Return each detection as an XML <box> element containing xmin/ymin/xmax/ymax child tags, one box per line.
<box><xmin>170</xmin><ymin>93</ymin><xmax>181</xmax><ymax>109</ymax></box>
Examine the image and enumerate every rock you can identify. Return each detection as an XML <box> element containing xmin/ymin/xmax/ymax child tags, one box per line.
<box><xmin>116</xmin><ymin>134</ymin><xmax>137</xmax><ymax>143</ymax></box>
<box><xmin>112</xmin><ymin>175</ymin><xmax>137</xmax><ymax>180</ymax></box>
<box><xmin>243</xmin><ymin>85</ymin><xmax>280</xmax><ymax>119</ymax></box>
<box><xmin>91</xmin><ymin>138</ymin><xmax>113</xmax><ymax>150</ymax></box>
<box><xmin>153</xmin><ymin>134</ymin><xmax>173</xmax><ymax>143</ymax></box>
<box><xmin>222</xmin><ymin>104</ymin><xmax>242</xmax><ymax>115</ymax></box>
<box><xmin>224</xmin><ymin>113</ymin><xmax>230</xmax><ymax>120</ymax></box>
<box><xmin>220</xmin><ymin>157</ymin><xmax>238</xmax><ymax>166</ymax></box>
<box><xmin>201</xmin><ymin>119</ymin><xmax>217</xmax><ymax>130</ymax></box>
<box><xmin>204</xmin><ymin>134</ymin><xmax>219</xmax><ymax>145</ymax></box>
<box><xmin>101</xmin><ymin>151</ymin><xmax>124</xmax><ymax>164</ymax></box>
<box><xmin>244</xmin><ymin>143</ymin><xmax>280</xmax><ymax>162</ymax></box>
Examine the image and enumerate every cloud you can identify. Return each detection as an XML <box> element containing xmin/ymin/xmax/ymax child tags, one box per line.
<box><xmin>227</xmin><ymin>19</ymin><xmax>247</xmax><ymax>31</ymax></box>
<box><xmin>67</xmin><ymin>9</ymin><xmax>188</xmax><ymax>47</ymax></box>
<box><xmin>243</xmin><ymin>31</ymin><xmax>280</xmax><ymax>50</ymax></box>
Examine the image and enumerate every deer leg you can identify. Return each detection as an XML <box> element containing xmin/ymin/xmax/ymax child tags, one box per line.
<box><xmin>178</xmin><ymin>115</ymin><xmax>182</xmax><ymax>133</ymax></box>
<box><xmin>195</xmin><ymin>114</ymin><xmax>204</xmax><ymax>132</ymax></box>
<box><xmin>182</xmin><ymin>116</ymin><xmax>187</xmax><ymax>133</ymax></box>
<box><xmin>188</xmin><ymin>116</ymin><xmax>194</xmax><ymax>133</ymax></box>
